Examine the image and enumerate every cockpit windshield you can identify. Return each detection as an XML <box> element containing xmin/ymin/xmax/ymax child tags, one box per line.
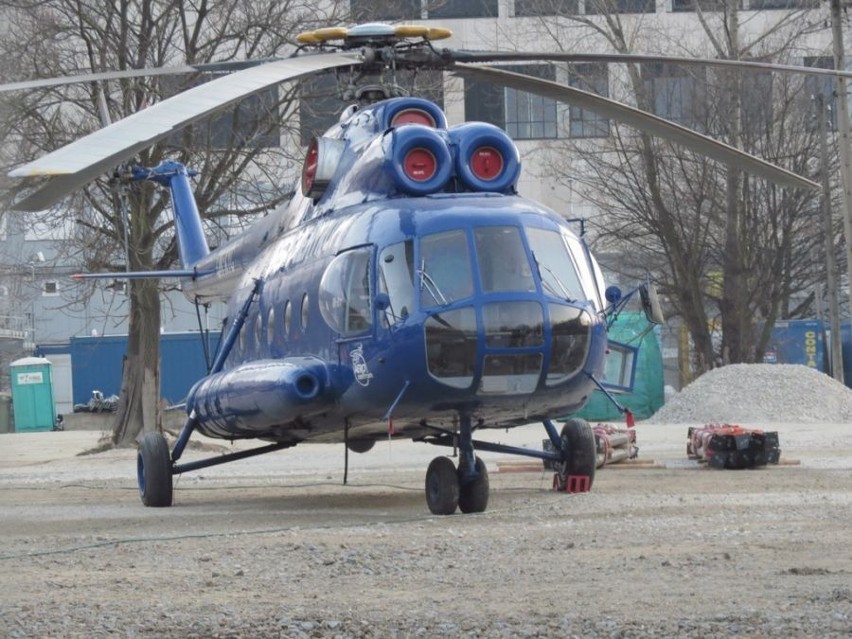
<box><xmin>474</xmin><ymin>226</ymin><xmax>535</xmax><ymax>293</ymax></box>
<box><xmin>418</xmin><ymin>230</ymin><xmax>474</xmax><ymax>307</ymax></box>
<box><xmin>526</xmin><ymin>227</ymin><xmax>585</xmax><ymax>302</ymax></box>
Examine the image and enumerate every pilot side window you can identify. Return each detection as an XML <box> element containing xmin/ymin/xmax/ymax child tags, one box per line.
<box><xmin>526</xmin><ymin>227</ymin><xmax>584</xmax><ymax>301</ymax></box>
<box><xmin>419</xmin><ymin>230</ymin><xmax>474</xmax><ymax>308</ymax></box>
<box><xmin>379</xmin><ymin>241</ymin><xmax>415</xmax><ymax>324</ymax></box>
<box><xmin>319</xmin><ymin>247</ymin><xmax>373</xmax><ymax>335</ymax></box>
<box><xmin>474</xmin><ymin>226</ymin><xmax>535</xmax><ymax>293</ymax></box>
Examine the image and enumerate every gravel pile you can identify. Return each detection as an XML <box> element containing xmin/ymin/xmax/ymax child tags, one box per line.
<box><xmin>650</xmin><ymin>363</ymin><xmax>852</xmax><ymax>424</ymax></box>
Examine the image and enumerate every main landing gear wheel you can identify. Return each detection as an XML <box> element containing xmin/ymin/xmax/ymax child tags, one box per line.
<box><xmin>137</xmin><ymin>432</ymin><xmax>174</xmax><ymax>507</ymax></box>
<box><xmin>555</xmin><ymin>418</ymin><xmax>597</xmax><ymax>492</ymax></box>
<box><xmin>425</xmin><ymin>456</ymin><xmax>459</xmax><ymax>515</ymax></box>
<box><xmin>458</xmin><ymin>456</ymin><xmax>489</xmax><ymax>514</ymax></box>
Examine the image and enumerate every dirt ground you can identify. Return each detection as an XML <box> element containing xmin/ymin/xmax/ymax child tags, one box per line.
<box><xmin>0</xmin><ymin>420</ymin><xmax>850</xmax><ymax>638</ymax></box>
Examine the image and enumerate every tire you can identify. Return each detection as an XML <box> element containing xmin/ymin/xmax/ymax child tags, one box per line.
<box><xmin>458</xmin><ymin>456</ymin><xmax>489</xmax><ymax>514</ymax></box>
<box><xmin>137</xmin><ymin>432</ymin><xmax>174</xmax><ymax>507</ymax></box>
<box><xmin>556</xmin><ymin>418</ymin><xmax>597</xmax><ymax>491</ymax></box>
<box><xmin>425</xmin><ymin>456</ymin><xmax>459</xmax><ymax>515</ymax></box>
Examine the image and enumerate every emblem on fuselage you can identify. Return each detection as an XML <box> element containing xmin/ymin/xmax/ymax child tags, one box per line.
<box><xmin>350</xmin><ymin>343</ymin><xmax>374</xmax><ymax>386</ymax></box>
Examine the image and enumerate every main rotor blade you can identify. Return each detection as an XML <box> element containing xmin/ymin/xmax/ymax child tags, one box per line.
<box><xmin>453</xmin><ymin>64</ymin><xmax>817</xmax><ymax>191</ymax></box>
<box><xmin>8</xmin><ymin>52</ymin><xmax>360</xmax><ymax>211</ymax></box>
<box><xmin>0</xmin><ymin>58</ymin><xmax>285</xmax><ymax>93</ymax></box>
<box><xmin>0</xmin><ymin>66</ymin><xmax>199</xmax><ymax>93</ymax></box>
<box><xmin>452</xmin><ymin>51</ymin><xmax>852</xmax><ymax>80</ymax></box>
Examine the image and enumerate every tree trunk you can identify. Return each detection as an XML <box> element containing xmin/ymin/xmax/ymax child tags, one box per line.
<box><xmin>111</xmin><ymin>278</ymin><xmax>161</xmax><ymax>447</ymax></box>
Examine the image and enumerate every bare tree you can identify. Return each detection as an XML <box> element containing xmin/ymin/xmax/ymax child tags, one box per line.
<box><xmin>510</xmin><ymin>0</ymin><xmax>834</xmax><ymax>376</ymax></box>
<box><xmin>0</xmin><ymin>0</ymin><xmax>347</xmax><ymax>445</ymax></box>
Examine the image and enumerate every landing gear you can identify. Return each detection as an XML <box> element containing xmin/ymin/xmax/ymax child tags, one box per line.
<box><xmin>554</xmin><ymin>418</ymin><xmax>596</xmax><ymax>492</ymax></box>
<box><xmin>424</xmin><ymin>414</ymin><xmax>491</xmax><ymax>515</ymax></box>
<box><xmin>458</xmin><ymin>456</ymin><xmax>489</xmax><ymax>513</ymax></box>
<box><xmin>137</xmin><ymin>432</ymin><xmax>173</xmax><ymax>507</ymax></box>
<box><xmin>425</xmin><ymin>456</ymin><xmax>459</xmax><ymax>515</ymax></box>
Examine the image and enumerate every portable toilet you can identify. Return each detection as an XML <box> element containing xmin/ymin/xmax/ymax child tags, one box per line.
<box><xmin>10</xmin><ymin>356</ymin><xmax>56</xmax><ymax>432</ymax></box>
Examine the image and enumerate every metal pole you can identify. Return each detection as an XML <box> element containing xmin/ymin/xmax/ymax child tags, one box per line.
<box><xmin>816</xmin><ymin>93</ymin><xmax>845</xmax><ymax>382</ymax></box>
<box><xmin>829</xmin><ymin>0</ymin><xmax>852</xmax><ymax>320</ymax></box>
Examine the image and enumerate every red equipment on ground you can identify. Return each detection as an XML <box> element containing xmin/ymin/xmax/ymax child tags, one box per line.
<box><xmin>687</xmin><ymin>424</ymin><xmax>781</xmax><ymax>469</ymax></box>
<box><xmin>593</xmin><ymin>423</ymin><xmax>639</xmax><ymax>468</ymax></box>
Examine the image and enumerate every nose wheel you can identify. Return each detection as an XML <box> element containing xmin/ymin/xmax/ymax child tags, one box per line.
<box><xmin>425</xmin><ymin>454</ymin><xmax>490</xmax><ymax>515</ymax></box>
<box><xmin>425</xmin><ymin>456</ymin><xmax>460</xmax><ymax>514</ymax></box>
<box><xmin>425</xmin><ymin>412</ymin><xmax>491</xmax><ymax>515</ymax></box>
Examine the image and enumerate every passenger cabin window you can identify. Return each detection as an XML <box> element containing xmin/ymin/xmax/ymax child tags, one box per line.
<box><xmin>526</xmin><ymin>227</ymin><xmax>585</xmax><ymax>301</ymax></box>
<box><xmin>319</xmin><ymin>248</ymin><xmax>373</xmax><ymax>335</ymax></box>
<box><xmin>379</xmin><ymin>241</ymin><xmax>416</xmax><ymax>324</ymax></box>
<box><xmin>474</xmin><ymin>226</ymin><xmax>535</xmax><ymax>293</ymax></box>
<box><xmin>267</xmin><ymin>307</ymin><xmax>275</xmax><ymax>346</ymax></box>
<box><xmin>283</xmin><ymin>300</ymin><xmax>291</xmax><ymax>337</ymax></box>
<box><xmin>419</xmin><ymin>230</ymin><xmax>473</xmax><ymax>308</ymax></box>
<box><xmin>300</xmin><ymin>292</ymin><xmax>310</xmax><ymax>331</ymax></box>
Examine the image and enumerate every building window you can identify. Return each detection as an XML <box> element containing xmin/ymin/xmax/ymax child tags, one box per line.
<box><xmin>642</xmin><ymin>63</ymin><xmax>707</xmax><ymax>129</ymax></box>
<box><xmin>740</xmin><ymin>71</ymin><xmax>774</xmax><ymax>139</ymax></box>
<box><xmin>670</xmin><ymin>0</ymin><xmax>728</xmax><ymax>10</ymax></box>
<box><xmin>568</xmin><ymin>63</ymin><xmax>610</xmax><ymax>138</ymax></box>
<box><xmin>514</xmin><ymin>0</ymin><xmax>579</xmax><ymax>15</ymax></box>
<box><xmin>163</xmin><ymin>74</ymin><xmax>280</xmax><ymax>149</ymax></box>
<box><xmin>465</xmin><ymin>64</ymin><xmax>558</xmax><ymax>140</ymax></box>
<box><xmin>43</xmin><ymin>281</ymin><xmax>59</xmax><ymax>296</ymax></box>
<box><xmin>749</xmin><ymin>0</ymin><xmax>818</xmax><ymax>8</ymax></box>
<box><xmin>427</xmin><ymin>0</ymin><xmax>498</xmax><ymax>18</ymax></box>
<box><xmin>804</xmin><ymin>57</ymin><xmax>838</xmax><ymax>131</ymax></box>
<box><xmin>206</xmin><ymin>89</ymin><xmax>280</xmax><ymax>149</ymax></box>
<box><xmin>585</xmin><ymin>0</ymin><xmax>655</xmax><ymax>14</ymax></box>
<box><xmin>300</xmin><ymin>73</ymin><xmax>342</xmax><ymax>146</ymax></box>
<box><xmin>351</xmin><ymin>0</ymin><xmax>421</xmax><ymax>21</ymax></box>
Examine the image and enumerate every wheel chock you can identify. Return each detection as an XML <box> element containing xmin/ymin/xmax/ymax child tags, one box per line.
<box><xmin>552</xmin><ymin>474</ymin><xmax>591</xmax><ymax>493</ymax></box>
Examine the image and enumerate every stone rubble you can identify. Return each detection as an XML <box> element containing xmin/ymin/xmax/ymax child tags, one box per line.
<box><xmin>649</xmin><ymin>363</ymin><xmax>852</xmax><ymax>424</ymax></box>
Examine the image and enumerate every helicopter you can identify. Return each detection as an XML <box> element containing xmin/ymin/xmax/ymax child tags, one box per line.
<box><xmin>5</xmin><ymin>22</ymin><xmax>846</xmax><ymax>514</ymax></box>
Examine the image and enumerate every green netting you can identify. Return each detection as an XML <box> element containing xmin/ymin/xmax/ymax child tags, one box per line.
<box><xmin>574</xmin><ymin>311</ymin><xmax>664</xmax><ymax>422</ymax></box>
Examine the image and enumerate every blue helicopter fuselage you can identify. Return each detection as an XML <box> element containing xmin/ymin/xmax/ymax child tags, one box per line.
<box><xmin>174</xmin><ymin>97</ymin><xmax>609</xmax><ymax>444</ymax></box>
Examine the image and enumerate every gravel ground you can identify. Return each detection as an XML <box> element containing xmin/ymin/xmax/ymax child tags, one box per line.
<box><xmin>1</xmin><ymin>365</ymin><xmax>850</xmax><ymax>638</ymax></box>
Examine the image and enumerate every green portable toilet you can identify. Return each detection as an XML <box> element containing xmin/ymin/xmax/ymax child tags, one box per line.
<box><xmin>10</xmin><ymin>357</ymin><xmax>56</xmax><ymax>432</ymax></box>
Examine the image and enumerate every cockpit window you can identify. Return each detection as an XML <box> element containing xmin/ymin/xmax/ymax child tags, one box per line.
<box><xmin>474</xmin><ymin>226</ymin><xmax>535</xmax><ymax>293</ymax></box>
<box><xmin>319</xmin><ymin>247</ymin><xmax>373</xmax><ymax>335</ymax></box>
<box><xmin>527</xmin><ymin>228</ymin><xmax>585</xmax><ymax>302</ymax></box>
<box><xmin>562</xmin><ymin>232</ymin><xmax>605</xmax><ymax>310</ymax></box>
<box><xmin>378</xmin><ymin>241</ymin><xmax>415</xmax><ymax>324</ymax></box>
<box><xmin>419</xmin><ymin>230</ymin><xmax>474</xmax><ymax>308</ymax></box>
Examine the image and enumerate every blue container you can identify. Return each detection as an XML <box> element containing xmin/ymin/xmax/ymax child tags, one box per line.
<box><xmin>67</xmin><ymin>332</ymin><xmax>220</xmax><ymax>405</ymax></box>
<box><xmin>763</xmin><ymin>320</ymin><xmax>825</xmax><ymax>372</ymax></box>
<box><xmin>841</xmin><ymin>321</ymin><xmax>852</xmax><ymax>389</ymax></box>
